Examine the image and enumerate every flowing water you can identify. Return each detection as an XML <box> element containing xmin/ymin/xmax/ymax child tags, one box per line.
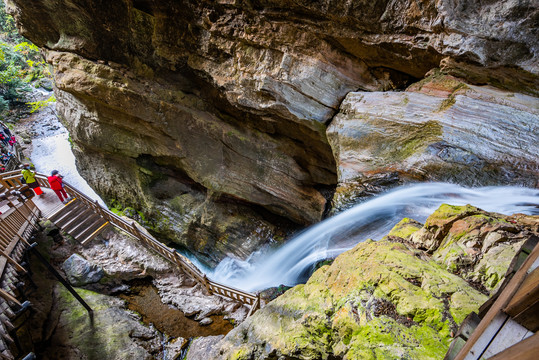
<box><xmin>205</xmin><ymin>183</ymin><xmax>539</xmax><ymax>291</ymax></box>
<box><xmin>24</xmin><ymin>97</ymin><xmax>539</xmax><ymax>293</ymax></box>
<box><xmin>29</xmin><ymin>99</ymin><xmax>105</xmax><ymax>206</ymax></box>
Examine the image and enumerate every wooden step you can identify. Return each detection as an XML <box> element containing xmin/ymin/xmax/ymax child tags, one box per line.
<box><xmin>68</xmin><ymin>214</ymin><xmax>105</xmax><ymax>240</ymax></box>
<box><xmin>48</xmin><ymin>201</ymin><xmax>83</xmax><ymax>224</ymax></box>
<box><xmin>72</xmin><ymin>217</ymin><xmax>108</xmax><ymax>243</ymax></box>
<box><xmin>61</xmin><ymin>209</ymin><xmax>98</xmax><ymax>234</ymax></box>
<box><xmin>55</xmin><ymin>205</ymin><xmax>89</xmax><ymax>229</ymax></box>
<box><xmin>80</xmin><ymin>221</ymin><xmax>110</xmax><ymax>245</ymax></box>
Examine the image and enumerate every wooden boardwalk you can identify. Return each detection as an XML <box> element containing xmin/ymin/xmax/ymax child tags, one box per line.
<box><xmin>0</xmin><ymin>185</ymin><xmax>39</xmax><ymax>359</ymax></box>
<box><xmin>0</xmin><ymin>170</ymin><xmax>262</xmax><ymax>317</ymax></box>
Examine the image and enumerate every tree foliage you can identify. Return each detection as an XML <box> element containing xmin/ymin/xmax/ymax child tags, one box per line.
<box><xmin>0</xmin><ymin>3</ymin><xmax>51</xmax><ymax>114</ymax></box>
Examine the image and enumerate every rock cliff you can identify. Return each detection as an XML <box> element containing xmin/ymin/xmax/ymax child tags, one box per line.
<box><xmin>6</xmin><ymin>0</ymin><xmax>538</xmax><ymax>260</ymax></box>
<box><xmin>328</xmin><ymin>73</ymin><xmax>539</xmax><ymax>210</ymax></box>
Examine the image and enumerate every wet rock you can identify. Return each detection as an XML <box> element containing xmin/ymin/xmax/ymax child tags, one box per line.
<box><xmin>80</xmin><ymin>229</ymin><xmax>172</xmax><ymax>281</ymax></box>
<box><xmin>41</xmin><ymin>285</ymin><xmax>161</xmax><ymax>360</ymax></box>
<box><xmin>165</xmin><ymin>337</ymin><xmax>189</xmax><ymax>360</ymax></box>
<box><xmin>199</xmin><ymin>317</ymin><xmax>213</xmax><ymax>326</ymax></box>
<box><xmin>185</xmin><ymin>335</ymin><xmax>224</xmax><ymax>360</ymax></box>
<box><xmin>62</xmin><ymin>254</ymin><xmax>104</xmax><ymax>286</ymax></box>
<box><xmin>154</xmin><ymin>273</ymin><xmax>248</xmax><ymax>325</ymax></box>
<box><xmin>327</xmin><ymin>75</ymin><xmax>539</xmax><ymax>210</ymax></box>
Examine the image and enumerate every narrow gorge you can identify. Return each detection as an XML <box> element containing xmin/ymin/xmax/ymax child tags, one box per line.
<box><xmin>1</xmin><ymin>0</ymin><xmax>538</xmax><ymax>359</ymax></box>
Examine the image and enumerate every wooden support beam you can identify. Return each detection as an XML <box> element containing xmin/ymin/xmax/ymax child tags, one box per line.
<box><xmin>0</xmin><ymin>251</ymin><xmax>26</xmax><ymax>273</ymax></box>
<box><xmin>0</xmin><ymin>289</ymin><xmax>21</xmax><ymax>307</ymax></box>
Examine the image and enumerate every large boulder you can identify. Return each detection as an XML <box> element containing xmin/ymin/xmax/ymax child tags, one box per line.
<box><xmin>207</xmin><ymin>240</ymin><xmax>487</xmax><ymax>359</ymax></box>
<box><xmin>327</xmin><ymin>74</ymin><xmax>539</xmax><ymax>211</ymax></box>
<box><xmin>202</xmin><ymin>205</ymin><xmax>538</xmax><ymax>359</ymax></box>
<box><xmin>62</xmin><ymin>253</ymin><xmax>104</xmax><ymax>286</ymax></box>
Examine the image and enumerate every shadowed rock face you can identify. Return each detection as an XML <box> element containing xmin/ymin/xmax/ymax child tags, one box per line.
<box><xmin>6</xmin><ymin>0</ymin><xmax>538</xmax><ymax>260</ymax></box>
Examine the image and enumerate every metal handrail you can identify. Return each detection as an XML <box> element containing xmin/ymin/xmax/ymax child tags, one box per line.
<box><xmin>0</xmin><ymin>171</ymin><xmax>261</xmax><ymax>313</ymax></box>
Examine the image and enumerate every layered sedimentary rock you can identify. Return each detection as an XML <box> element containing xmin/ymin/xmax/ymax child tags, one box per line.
<box><xmin>328</xmin><ymin>74</ymin><xmax>539</xmax><ymax>211</ymax></box>
<box><xmin>202</xmin><ymin>205</ymin><xmax>538</xmax><ymax>359</ymax></box>
<box><xmin>6</xmin><ymin>0</ymin><xmax>538</xmax><ymax>259</ymax></box>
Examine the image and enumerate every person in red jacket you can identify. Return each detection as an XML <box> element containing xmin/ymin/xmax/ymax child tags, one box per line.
<box><xmin>48</xmin><ymin>170</ymin><xmax>68</xmax><ymax>202</ymax></box>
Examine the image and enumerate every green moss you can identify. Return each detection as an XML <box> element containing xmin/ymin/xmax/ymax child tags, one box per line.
<box><xmin>402</xmin><ymin>96</ymin><xmax>409</xmax><ymax>105</ymax></box>
<box><xmin>225</xmin><ymin>129</ymin><xmax>248</xmax><ymax>142</ymax></box>
<box><xmin>425</xmin><ymin>204</ymin><xmax>478</xmax><ymax>227</ymax></box>
<box><xmin>230</xmin><ymin>347</ymin><xmax>251</xmax><ymax>360</ymax></box>
<box><xmin>387</xmin><ymin>218</ymin><xmax>423</xmax><ymax>239</ymax></box>
<box><xmin>438</xmin><ymin>95</ymin><xmax>456</xmax><ymax>111</ymax></box>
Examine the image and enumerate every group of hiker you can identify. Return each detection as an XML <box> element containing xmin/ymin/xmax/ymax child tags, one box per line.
<box><xmin>0</xmin><ymin>151</ymin><xmax>14</xmax><ymax>173</ymax></box>
<box><xmin>21</xmin><ymin>164</ymin><xmax>69</xmax><ymax>203</ymax></box>
<box><xmin>0</xmin><ymin>122</ymin><xmax>16</xmax><ymax>173</ymax></box>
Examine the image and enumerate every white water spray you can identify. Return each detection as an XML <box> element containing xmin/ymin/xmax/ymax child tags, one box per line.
<box><xmin>208</xmin><ymin>183</ymin><xmax>539</xmax><ymax>291</ymax></box>
<box><xmin>29</xmin><ymin>100</ymin><xmax>105</xmax><ymax>206</ymax></box>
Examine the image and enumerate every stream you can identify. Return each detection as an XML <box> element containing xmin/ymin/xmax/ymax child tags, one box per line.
<box><xmin>207</xmin><ymin>183</ymin><xmax>539</xmax><ymax>291</ymax></box>
<box><xmin>28</xmin><ymin>98</ymin><xmax>105</xmax><ymax>206</ymax></box>
<box><xmin>25</xmin><ymin>98</ymin><xmax>539</xmax><ymax>293</ymax></box>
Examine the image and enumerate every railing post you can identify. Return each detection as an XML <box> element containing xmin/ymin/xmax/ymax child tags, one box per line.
<box><xmin>94</xmin><ymin>200</ymin><xmax>103</xmax><ymax>216</ymax></box>
<box><xmin>203</xmin><ymin>275</ymin><xmax>212</xmax><ymax>295</ymax></box>
<box><xmin>131</xmin><ymin>221</ymin><xmax>141</xmax><ymax>238</ymax></box>
<box><xmin>28</xmin><ymin>243</ymin><xmax>93</xmax><ymax>318</ymax></box>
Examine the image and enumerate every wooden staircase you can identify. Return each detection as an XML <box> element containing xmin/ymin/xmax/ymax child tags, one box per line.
<box><xmin>47</xmin><ymin>198</ymin><xmax>109</xmax><ymax>245</ymax></box>
<box><xmin>1</xmin><ymin>170</ymin><xmax>262</xmax><ymax>315</ymax></box>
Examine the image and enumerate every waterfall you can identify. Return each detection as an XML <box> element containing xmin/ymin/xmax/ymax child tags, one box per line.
<box><xmin>23</xmin><ymin>97</ymin><xmax>539</xmax><ymax>293</ymax></box>
<box><xmin>208</xmin><ymin>183</ymin><xmax>539</xmax><ymax>291</ymax></box>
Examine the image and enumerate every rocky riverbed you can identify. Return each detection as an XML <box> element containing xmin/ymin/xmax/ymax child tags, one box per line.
<box><xmin>27</xmin><ymin>220</ymin><xmax>247</xmax><ymax>359</ymax></box>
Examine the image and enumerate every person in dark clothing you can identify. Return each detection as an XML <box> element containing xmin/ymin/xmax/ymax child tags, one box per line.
<box><xmin>48</xmin><ymin>170</ymin><xmax>68</xmax><ymax>202</ymax></box>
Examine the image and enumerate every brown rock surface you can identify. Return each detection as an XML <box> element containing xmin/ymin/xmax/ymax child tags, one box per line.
<box><xmin>6</xmin><ymin>0</ymin><xmax>538</xmax><ymax>258</ymax></box>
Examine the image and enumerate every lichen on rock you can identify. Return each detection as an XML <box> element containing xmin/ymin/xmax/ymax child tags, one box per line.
<box><xmin>202</xmin><ymin>204</ymin><xmax>538</xmax><ymax>359</ymax></box>
<box><xmin>408</xmin><ymin>204</ymin><xmax>538</xmax><ymax>292</ymax></box>
<box><xmin>208</xmin><ymin>239</ymin><xmax>488</xmax><ymax>359</ymax></box>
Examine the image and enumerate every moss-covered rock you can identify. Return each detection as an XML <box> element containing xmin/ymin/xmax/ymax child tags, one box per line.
<box><xmin>409</xmin><ymin>204</ymin><xmax>538</xmax><ymax>292</ymax></box>
<box><xmin>205</xmin><ymin>205</ymin><xmax>538</xmax><ymax>359</ymax></box>
<box><xmin>386</xmin><ymin>218</ymin><xmax>423</xmax><ymax>240</ymax></box>
<box><xmin>41</xmin><ymin>285</ymin><xmax>161</xmax><ymax>360</ymax></box>
<box><xmin>210</xmin><ymin>239</ymin><xmax>487</xmax><ymax>359</ymax></box>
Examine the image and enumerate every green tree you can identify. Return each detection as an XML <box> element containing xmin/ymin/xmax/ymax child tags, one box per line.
<box><xmin>0</xmin><ymin>2</ymin><xmax>51</xmax><ymax>114</ymax></box>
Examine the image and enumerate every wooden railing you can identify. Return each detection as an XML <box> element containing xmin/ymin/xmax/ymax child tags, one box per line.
<box><xmin>0</xmin><ymin>171</ymin><xmax>262</xmax><ymax>314</ymax></box>
<box><xmin>0</xmin><ymin>193</ymin><xmax>40</xmax><ymax>360</ymax></box>
<box><xmin>0</xmin><ymin>198</ymin><xmax>40</xmax><ymax>306</ymax></box>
